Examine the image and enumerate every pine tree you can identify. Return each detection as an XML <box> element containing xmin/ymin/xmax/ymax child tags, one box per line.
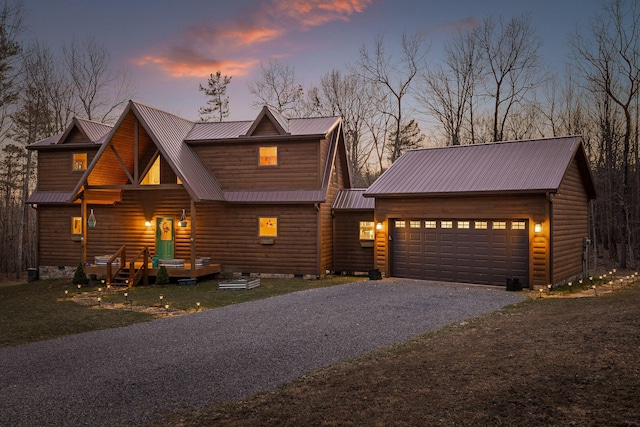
<box><xmin>198</xmin><ymin>71</ymin><xmax>231</xmax><ymax>122</ymax></box>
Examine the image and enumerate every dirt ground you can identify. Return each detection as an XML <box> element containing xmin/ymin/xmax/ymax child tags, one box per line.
<box><xmin>157</xmin><ymin>279</ymin><xmax>640</xmax><ymax>427</ymax></box>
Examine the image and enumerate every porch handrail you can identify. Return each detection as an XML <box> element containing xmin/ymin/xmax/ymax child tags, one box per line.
<box><xmin>106</xmin><ymin>245</ymin><xmax>127</xmax><ymax>286</ymax></box>
<box><xmin>128</xmin><ymin>247</ymin><xmax>149</xmax><ymax>287</ymax></box>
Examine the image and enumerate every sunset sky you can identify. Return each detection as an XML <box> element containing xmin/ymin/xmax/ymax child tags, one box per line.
<box><xmin>23</xmin><ymin>0</ymin><xmax>606</xmax><ymax>127</ymax></box>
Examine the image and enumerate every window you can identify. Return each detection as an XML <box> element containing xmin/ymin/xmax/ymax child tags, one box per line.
<box><xmin>475</xmin><ymin>221</ymin><xmax>488</xmax><ymax>230</ymax></box>
<box><xmin>259</xmin><ymin>217</ymin><xmax>278</xmax><ymax>237</ymax></box>
<box><xmin>441</xmin><ymin>220</ymin><xmax>453</xmax><ymax>229</ymax></box>
<box><xmin>424</xmin><ymin>220</ymin><xmax>436</xmax><ymax>229</ymax></box>
<box><xmin>511</xmin><ymin>221</ymin><xmax>526</xmax><ymax>230</ymax></box>
<box><xmin>141</xmin><ymin>157</ymin><xmax>160</xmax><ymax>185</ymax></box>
<box><xmin>493</xmin><ymin>221</ymin><xmax>506</xmax><ymax>230</ymax></box>
<box><xmin>259</xmin><ymin>146</ymin><xmax>277</xmax><ymax>166</ymax></box>
<box><xmin>71</xmin><ymin>217</ymin><xmax>82</xmax><ymax>234</ymax></box>
<box><xmin>395</xmin><ymin>220</ymin><xmax>406</xmax><ymax>228</ymax></box>
<box><xmin>458</xmin><ymin>221</ymin><xmax>470</xmax><ymax>229</ymax></box>
<box><xmin>359</xmin><ymin>221</ymin><xmax>374</xmax><ymax>240</ymax></box>
<box><xmin>72</xmin><ymin>153</ymin><xmax>87</xmax><ymax>171</ymax></box>
<box><xmin>410</xmin><ymin>220</ymin><xmax>421</xmax><ymax>228</ymax></box>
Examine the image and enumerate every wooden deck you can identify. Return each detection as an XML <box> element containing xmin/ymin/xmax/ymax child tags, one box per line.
<box><xmin>86</xmin><ymin>262</ymin><xmax>221</xmax><ymax>280</ymax></box>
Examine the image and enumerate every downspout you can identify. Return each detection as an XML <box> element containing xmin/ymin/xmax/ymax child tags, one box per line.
<box><xmin>82</xmin><ymin>195</ymin><xmax>87</xmax><ymax>265</ymax></box>
<box><xmin>547</xmin><ymin>192</ymin><xmax>554</xmax><ymax>285</ymax></box>
<box><xmin>315</xmin><ymin>203</ymin><xmax>321</xmax><ymax>279</ymax></box>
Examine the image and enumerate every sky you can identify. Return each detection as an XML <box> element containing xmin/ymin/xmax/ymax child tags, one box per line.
<box><xmin>21</xmin><ymin>0</ymin><xmax>608</xmax><ymax>130</ymax></box>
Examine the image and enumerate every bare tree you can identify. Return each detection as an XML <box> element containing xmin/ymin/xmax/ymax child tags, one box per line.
<box><xmin>417</xmin><ymin>29</ymin><xmax>482</xmax><ymax>146</ymax></box>
<box><xmin>248</xmin><ymin>59</ymin><xmax>304</xmax><ymax>117</ymax></box>
<box><xmin>307</xmin><ymin>70</ymin><xmax>376</xmax><ymax>186</ymax></box>
<box><xmin>354</xmin><ymin>32</ymin><xmax>428</xmax><ymax>163</ymax></box>
<box><xmin>476</xmin><ymin>13</ymin><xmax>543</xmax><ymax>142</ymax></box>
<box><xmin>198</xmin><ymin>71</ymin><xmax>231</xmax><ymax>122</ymax></box>
<box><xmin>572</xmin><ymin>0</ymin><xmax>640</xmax><ymax>268</ymax></box>
<box><xmin>0</xmin><ymin>0</ymin><xmax>23</xmax><ymax>140</ymax></box>
<box><xmin>63</xmin><ymin>37</ymin><xmax>136</xmax><ymax>123</ymax></box>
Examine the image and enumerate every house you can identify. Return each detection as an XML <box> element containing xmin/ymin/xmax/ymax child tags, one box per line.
<box><xmin>363</xmin><ymin>136</ymin><xmax>597</xmax><ymax>289</ymax></box>
<box><xmin>27</xmin><ymin>100</ymin><xmax>350</xmax><ymax>283</ymax></box>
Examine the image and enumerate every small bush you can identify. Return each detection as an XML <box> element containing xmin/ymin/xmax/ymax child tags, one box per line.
<box><xmin>156</xmin><ymin>266</ymin><xmax>170</xmax><ymax>285</ymax></box>
<box><xmin>73</xmin><ymin>263</ymin><xmax>89</xmax><ymax>285</ymax></box>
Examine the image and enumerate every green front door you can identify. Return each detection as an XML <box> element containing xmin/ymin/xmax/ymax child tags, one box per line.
<box><xmin>156</xmin><ymin>217</ymin><xmax>174</xmax><ymax>259</ymax></box>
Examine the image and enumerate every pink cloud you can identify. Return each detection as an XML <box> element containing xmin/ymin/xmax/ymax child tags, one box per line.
<box><xmin>137</xmin><ymin>0</ymin><xmax>373</xmax><ymax>78</ymax></box>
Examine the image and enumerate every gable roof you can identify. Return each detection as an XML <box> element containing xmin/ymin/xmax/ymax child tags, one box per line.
<box><xmin>365</xmin><ymin>136</ymin><xmax>596</xmax><ymax>198</ymax></box>
<box><xmin>131</xmin><ymin>102</ymin><xmax>225</xmax><ymax>201</ymax></box>
<box><xmin>29</xmin><ymin>117</ymin><xmax>113</xmax><ymax>148</ymax></box>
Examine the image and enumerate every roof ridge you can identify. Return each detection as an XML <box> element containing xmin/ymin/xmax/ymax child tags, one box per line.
<box><xmin>130</xmin><ymin>99</ymin><xmax>195</xmax><ymax>125</ymax></box>
<box><xmin>408</xmin><ymin>135</ymin><xmax>582</xmax><ymax>153</ymax></box>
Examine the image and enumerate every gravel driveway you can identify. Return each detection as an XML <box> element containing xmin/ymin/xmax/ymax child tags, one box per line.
<box><xmin>0</xmin><ymin>279</ymin><xmax>527</xmax><ymax>426</ymax></box>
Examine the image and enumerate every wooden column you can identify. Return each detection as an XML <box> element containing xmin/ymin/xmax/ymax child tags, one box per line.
<box><xmin>190</xmin><ymin>199</ymin><xmax>196</xmax><ymax>278</ymax></box>
<box><xmin>81</xmin><ymin>195</ymin><xmax>87</xmax><ymax>264</ymax></box>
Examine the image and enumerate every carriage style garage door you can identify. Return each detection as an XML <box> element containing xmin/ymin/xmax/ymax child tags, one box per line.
<box><xmin>391</xmin><ymin>219</ymin><xmax>528</xmax><ymax>286</ymax></box>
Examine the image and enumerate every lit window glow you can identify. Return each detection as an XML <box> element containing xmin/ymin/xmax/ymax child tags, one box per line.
<box><xmin>359</xmin><ymin>221</ymin><xmax>374</xmax><ymax>240</ymax></box>
<box><xmin>512</xmin><ymin>221</ymin><xmax>526</xmax><ymax>230</ymax></box>
<box><xmin>72</xmin><ymin>153</ymin><xmax>87</xmax><ymax>171</ymax></box>
<box><xmin>441</xmin><ymin>221</ymin><xmax>453</xmax><ymax>229</ymax></box>
<box><xmin>475</xmin><ymin>221</ymin><xmax>488</xmax><ymax>229</ymax></box>
<box><xmin>424</xmin><ymin>221</ymin><xmax>436</xmax><ymax>229</ymax></box>
<box><xmin>71</xmin><ymin>217</ymin><xmax>82</xmax><ymax>234</ymax></box>
<box><xmin>259</xmin><ymin>146</ymin><xmax>277</xmax><ymax>166</ymax></box>
<box><xmin>493</xmin><ymin>221</ymin><xmax>506</xmax><ymax>230</ymax></box>
<box><xmin>259</xmin><ymin>217</ymin><xmax>278</xmax><ymax>236</ymax></box>
<box><xmin>142</xmin><ymin>157</ymin><xmax>160</xmax><ymax>185</ymax></box>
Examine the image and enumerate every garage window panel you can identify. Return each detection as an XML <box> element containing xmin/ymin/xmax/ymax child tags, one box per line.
<box><xmin>410</xmin><ymin>220</ymin><xmax>421</xmax><ymax>228</ymax></box>
<box><xmin>474</xmin><ymin>221</ymin><xmax>488</xmax><ymax>229</ymax></box>
<box><xmin>395</xmin><ymin>220</ymin><xmax>406</xmax><ymax>228</ymax></box>
<box><xmin>424</xmin><ymin>220</ymin><xmax>436</xmax><ymax>229</ymax></box>
<box><xmin>441</xmin><ymin>220</ymin><xmax>453</xmax><ymax>229</ymax></box>
<box><xmin>458</xmin><ymin>221</ymin><xmax>470</xmax><ymax>229</ymax></box>
<box><xmin>492</xmin><ymin>221</ymin><xmax>506</xmax><ymax>230</ymax></box>
<box><xmin>511</xmin><ymin>221</ymin><xmax>526</xmax><ymax>230</ymax></box>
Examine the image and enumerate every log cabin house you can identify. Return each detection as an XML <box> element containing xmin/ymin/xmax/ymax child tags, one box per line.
<box><xmin>27</xmin><ymin>100</ymin><xmax>352</xmax><ymax>284</ymax></box>
<box><xmin>28</xmin><ymin>100</ymin><xmax>595</xmax><ymax>290</ymax></box>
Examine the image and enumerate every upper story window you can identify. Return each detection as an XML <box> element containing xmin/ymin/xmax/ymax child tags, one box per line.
<box><xmin>141</xmin><ymin>157</ymin><xmax>160</xmax><ymax>185</ymax></box>
<box><xmin>259</xmin><ymin>146</ymin><xmax>277</xmax><ymax>166</ymax></box>
<box><xmin>72</xmin><ymin>153</ymin><xmax>87</xmax><ymax>171</ymax></box>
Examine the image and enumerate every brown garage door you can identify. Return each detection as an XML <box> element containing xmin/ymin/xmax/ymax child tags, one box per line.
<box><xmin>391</xmin><ymin>219</ymin><xmax>528</xmax><ymax>286</ymax></box>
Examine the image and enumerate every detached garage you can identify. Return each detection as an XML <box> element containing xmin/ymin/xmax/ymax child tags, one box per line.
<box><xmin>364</xmin><ymin>136</ymin><xmax>596</xmax><ymax>289</ymax></box>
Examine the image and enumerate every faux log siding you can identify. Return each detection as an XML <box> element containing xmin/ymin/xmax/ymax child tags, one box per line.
<box><xmin>551</xmin><ymin>158</ymin><xmax>590</xmax><ymax>283</ymax></box>
<box><xmin>84</xmin><ymin>189</ymin><xmax>194</xmax><ymax>261</ymax></box>
<box><xmin>252</xmin><ymin>117</ymin><xmax>280</xmax><ymax>135</ymax></box>
<box><xmin>38</xmin><ymin>205</ymin><xmax>83</xmax><ymax>265</ymax></box>
<box><xmin>321</xmin><ymin>147</ymin><xmax>350</xmax><ymax>273</ymax></box>
<box><xmin>374</xmin><ymin>194</ymin><xmax>549</xmax><ymax>284</ymax></box>
<box><xmin>38</xmin><ymin>150</ymin><xmax>98</xmax><ymax>191</ymax></box>
<box><xmin>333</xmin><ymin>211</ymin><xmax>375</xmax><ymax>272</ymax></box>
<box><xmin>195</xmin><ymin>202</ymin><xmax>319</xmax><ymax>275</ymax></box>
<box><xmin>193</xmin><ymin>140</ymin><xmax>321</xmax><ymax>190</ymax></box>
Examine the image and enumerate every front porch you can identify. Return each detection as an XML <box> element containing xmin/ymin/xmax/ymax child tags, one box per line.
<box><xmin>86</xmin><ymin>262</ymin><xmax>221</xmax><ymax>281</ymax></box>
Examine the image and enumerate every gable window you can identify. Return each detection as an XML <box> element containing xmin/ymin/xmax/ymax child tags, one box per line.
<box><xmin>71</xmin><ymin>217</ymin><xmax>82</xmax><ymax>234</ymax></box>
<box><xmin>259</xmin><ymin>146</ymin><xmax>277</xmax><ymax>166</ymax></box>
<box><xmin>141</xmin><ymin>157</ymin><xmax>160</xmax><ymax>185</ymax></box>
<box><xmin>359</xmin><ymin>221</ymin><xmax>374</xmax><ymax>240</ymax></box>
<box><xmin>259</xmin><ymin>217</ymin><xmax>278</xmax><ymax>237</ymax></box>
<box><xmin>72</xmin><ymin>153</ymin><xmax>87</xmax><ymax>171</ymax></box>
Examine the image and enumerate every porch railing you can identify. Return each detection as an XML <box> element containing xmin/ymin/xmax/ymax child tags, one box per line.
<box><xmin>105</xmin><ymin>245</ymin><xmax>149</xmax><ymax>287</ymax></box>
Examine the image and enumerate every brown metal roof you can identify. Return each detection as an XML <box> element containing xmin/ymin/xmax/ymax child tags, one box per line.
<box><xmin>185</xmin><ymin>114</ymin><xmax>340</xmax><ymax>141</ymax></box>
<box><xmin>26</xmin><ymin>191</ymin><xmax>74</xmax><ymax>204</ymax></box>
<box><xmin>131</xmin><ymin>101</ymin><xmax>225</xmax><ymax>201</ymax></box>
<box><xmin>365</xmin><ymin>136</ymin><xmax>593</xmax><ymax>197</ymax></box>
<box><xmin>73</xmin><ymin>118</ymin><xmax>112</xmax><ymax>143</ymax></box>
<box><xmin>332</xmin><ymin>189</ymin><xmax>375</xmax><ymax>210</ymax></box>
<box><xmin>224</xmin><ymin>190</ymin><xmax>326</xmax><ymax>203</ymax></box>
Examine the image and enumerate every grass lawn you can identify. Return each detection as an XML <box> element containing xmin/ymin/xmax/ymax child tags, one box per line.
<box><xmin>0</xmin><ymin>275</ymin><xmax>365</xmax><ymax>348</ymax></box>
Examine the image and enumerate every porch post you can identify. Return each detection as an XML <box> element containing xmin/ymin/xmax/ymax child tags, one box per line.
<box><xmin>190</xmin><ymin>199</ymin><xmax>196</xmax><ymax>278</ymax></box>
<box><xmin>81</xmin><ymin>195</ymin><xmax>87</xmax><ymax>264</ymax></box>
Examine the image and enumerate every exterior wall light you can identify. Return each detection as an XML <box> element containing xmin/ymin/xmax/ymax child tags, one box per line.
<box><xmin>376</xmin><ymin>222</ymin><xmax>383</xmax><ymax>230</ymax></box>
<box><xmin>534</xmin><ymin>223</ymin><xmax>542</xmax><ymax>233</ymax></box>
<box><xmin>145</xmin><ymin>220</ymin><xmax>152</xmax><ymax>227</ymax></box>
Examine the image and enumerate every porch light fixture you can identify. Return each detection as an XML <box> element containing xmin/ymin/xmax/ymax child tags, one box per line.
<box><xmin>534</xmin><ymin>223</ymin><xmax>542</xmax><ymax>233</ymax></box>
<box><xmin>87</xmin><ymin>209</ymin><xmax>96</xmax><ymax>227</ymax></box>
<box><xmin>376</xmin><ymin>222</ymin><xmax>383</xmax><ymax>230</ymax></box>
<box><xmin>145</xmin><ymin>220</ymin><xmax>152</xmax><ymax>227</ymax></box>
<box><xmin>178</xmin><ymin>209</ymin><xmax>188</xmax><ymax>228</ymax></box>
